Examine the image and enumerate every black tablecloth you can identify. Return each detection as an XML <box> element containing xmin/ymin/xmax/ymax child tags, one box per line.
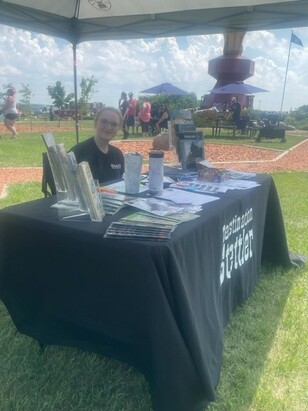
<box><xmin>0</xmin><ymin>174</ymin><xmax>294</xmax><ymax>411</ymax></box>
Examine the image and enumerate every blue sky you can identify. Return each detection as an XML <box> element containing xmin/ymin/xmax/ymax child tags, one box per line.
<box><xmin>0</xmin><ymin>24</ymin><xmax>308</xmax><ymax>112</ymax></box>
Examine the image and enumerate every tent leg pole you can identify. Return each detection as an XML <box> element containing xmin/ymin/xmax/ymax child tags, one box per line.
<box><xmin>73</xmin><ymin>43</ymin><xmax>80</xmax><ymax>143</ymax></box>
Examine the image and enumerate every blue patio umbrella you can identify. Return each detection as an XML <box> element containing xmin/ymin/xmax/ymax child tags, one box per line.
<box><xmin>140</xmin><ymin>82</ymin><xmax>189</xmax><ymax>96</ymax></box>
<box><xmin>211</xmin><ymin>82</ymin><xmax>269</xmax><ymax>94</ymax></box>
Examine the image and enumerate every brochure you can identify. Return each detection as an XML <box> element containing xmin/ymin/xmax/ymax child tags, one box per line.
<box><xmin>46</xmin><ymin>146</ymin><xmax>67</xmax><ymax>193</ymax></box>
<box><xmin>120</xmin><ymin>211</ymin><xmax>178</xmax><ymax>227</ymax></box>
<box><xmin>179</xmin><ymin>132</ymin><xmax>204</xmax><ymax>170</ymax></box>
<box><xmin>221</xmin><ymin>179</ymin><xmax>260</xmax><ymax>190</ymax></box>
<box><xmin>124</xmin><ymin>197</ymin><xmax>189</xmax><ymax>216</ymax></box>
<box><xmin>100</xmin><ymin>193</ymin><xmax>125</xmax><ymax>215</ymax></box>
<box><xmin>104</xmin><ymin>221</ymin><xmax>174</xmax><ymax>241</ymax></box>
<box><xmin>121</xmin><ymin>211</ymin><xmax>200</xmax><ymax>225</ymax></box>
<box><xmin>226</xmin><ymin>170</ymin><xmax>257</xmax><ymax>180</ymax></box>
<box><xmin>56</xmin><ymin>143</ymin><xmax>79</xmax><ymax>202</ymax></box>
<box><xmin>170</xmin><ymin>180</ymin><xmax>228</xmax><ymax>194</ymax></box>
<box><xmin>103</xmin><ymin>180</ymin><xmax>148</xmax><ymax>194</ymax></box>
<box><xmin>157</xmin><ymin>187</ymin><xmax>220</xmax><ymax>205</ymax></box>
<box><xmin>41</xmin><ymin>132</ymin><xmax>56</xmax><ymax>149</ymax></box>
<box><xmin>77</xmin><ymin>161</ymin><xmax>105</xmax><ymax>222</ymax></box>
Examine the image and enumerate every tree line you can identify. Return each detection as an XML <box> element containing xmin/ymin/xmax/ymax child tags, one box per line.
<box><xmin>1</xmin><ymin>76</ymin><xmax>98</xmax><ymax>117</ymax></box>
<box><xmin>1</xmin><ymin>77</ymin><xmax>200</xmax><ymax>122</ymax></box>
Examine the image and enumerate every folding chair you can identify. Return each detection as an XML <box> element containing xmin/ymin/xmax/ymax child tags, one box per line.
<box><xmin>41</xmin><ymin>152</ymin><xmax>56</xmax><ymax>197</ymax></box>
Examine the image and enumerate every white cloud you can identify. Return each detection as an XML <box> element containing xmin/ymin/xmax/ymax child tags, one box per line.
<box><xmin>0</xmin><ymin>24</ymin><xmax>308</xmax><ymax>111</ymax></box>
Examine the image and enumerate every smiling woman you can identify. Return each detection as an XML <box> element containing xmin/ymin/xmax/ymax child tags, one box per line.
<box><xmin>69</xmin><ymin>106</ymin><xmax>125</xmax><ymax>184</ymax></box>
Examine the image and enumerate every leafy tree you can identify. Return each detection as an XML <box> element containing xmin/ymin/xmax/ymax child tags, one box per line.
<box><xmin>19</xmin><ymin>83</ymin><xmax>35</xmax><ymax>115</ymax></box>
<box><xmin>47</xmin><ymin>81</ymin><xmax>74</xmax><ymax>109</ymax></box>
<box><xmin>79</xmin><ymin>75</ymin><xmax>98</xmax><ymax>114</ymax></box>
<box><xmin>18</xmin><ymin>83</ymin><xmax>35</xmax><ymax>130</ymax></box>
<box><xmin>290</xmin><ymin>105</ymin><xmax>308</xmax><ymax>120</ymax></box>
<box><xmin>139</xmin><ymin>93</ymin><xmax>198</xmax><ymax>111</ymax></box>
<box><xmin>285</xmin><ymin>105</ymin><xmax>308</xmax><ymax>129</ymax></box>
<box><xmin>0</xmin><ymin>83</ymin><xmax>13</xmax><ymax>104</ymax></box>
<box><xmin>0</xmin><ymin>91</ymin><xmax>5</xmax><ymax>105</ymax></box>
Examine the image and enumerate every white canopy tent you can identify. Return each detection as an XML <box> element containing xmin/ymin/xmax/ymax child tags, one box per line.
<box><xmin>1</xmin><ymin>0</ymin><xmax>308</xmax><ymax>43</ymax></box>
<box><xmin>0</xmin><ymin>0</ymin><xmax>308</xmax><ymax>140</ymax></box>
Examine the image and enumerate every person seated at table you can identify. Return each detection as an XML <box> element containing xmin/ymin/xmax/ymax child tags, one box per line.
<box><xmin>155</xmin><ymin>104</ymin><xmax>170</xmax><ymax>132</ymax></box>
<box><xmin>222</xmin><ymin>101</ymin><xmax>229</xmax><ymax>112</ymax></box>
<box><xmin>70</xmin><ymin>107</ymin><xmax>124</xmax><ymax>183</ymax></box>
<box><xmin>149</xmin><ymin>102</ymin><xmax>160</xmax><ymax>134</ymax></box>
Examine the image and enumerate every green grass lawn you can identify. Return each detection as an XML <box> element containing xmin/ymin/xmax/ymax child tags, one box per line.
<box><xmin>208</xmin><ymin>172</ymin><xmax>308</xmax><ymax>411</ymax></box>
<box><xmin>0</xmin><ymin>130</ymin><xmax>92</xmax><ymax>167</ymax></box>
<box><xmin>0</xmin><ymin>172</ymin><xmax>307</xmax><ymax>411</ymax></box>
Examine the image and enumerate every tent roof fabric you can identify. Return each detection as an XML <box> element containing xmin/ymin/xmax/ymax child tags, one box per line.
<box><xmin>140</xmin><ymin>82</ymin><xmax>189</xmax><ymax>95</ymax></box>
<box><xmin>0</xmin><ymin>0</ymin><xmax>308</xmax><ymax>44</ymax></box>
<box><xmin>211</xmin><ymin>82</ymin><xmax>269</xmax><ymax>94</ymax></box>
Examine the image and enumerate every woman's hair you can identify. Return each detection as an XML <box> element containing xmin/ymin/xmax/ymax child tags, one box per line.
<box><xmin>94</xmin><ymin>107</ymin><xmax>123</xmax><ymax>127</ymax></box>
<box><xmin>7</xmin><ymin>87</ymin><xmax>16</xmax><ymax>96</ymax></box>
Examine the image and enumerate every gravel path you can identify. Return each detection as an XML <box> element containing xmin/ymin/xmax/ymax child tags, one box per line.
<box><xmin>1</xmin><ymin>139</ymin><xmax>307</xmax><ymax>198</ymax></box>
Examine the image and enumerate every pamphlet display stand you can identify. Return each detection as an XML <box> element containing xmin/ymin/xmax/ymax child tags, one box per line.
<box><xmin>76</xmin><ymin>162</ymin><xmax>105</xmax><ymax>222</ymax></box>
<box><xmin>170</xmin><ymin>112</ymin><xmax>205</xmax><ymax>170</ymax></box>
<box><xmin>41</xmin><ymin>133</ymin><xmax>104</xmax><ymax>222</ymax></box>
<box><xmin>178</xmin><ymin>132</ymin><xmax>204</xmax><ymax>170</ymax></box>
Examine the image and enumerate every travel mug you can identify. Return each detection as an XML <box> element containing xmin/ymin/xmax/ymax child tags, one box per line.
<box><xmin>148</xmin><ymin>150</ymin><xmax>164</xmax><ymax>195</ymax></box>
<box><xmin>124</xmin><ymin>152</ymin><xmax>143</xmax><ymax>194</ymax></box>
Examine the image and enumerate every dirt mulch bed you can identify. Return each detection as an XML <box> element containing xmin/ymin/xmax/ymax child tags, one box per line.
<box><xmin>1</xmin><ymin>140</ymin><xmax>307</xmax><ymax>197</ymax></box>
<box><xmin>113</xmin><ymin>139</ymin><xmax>308</xmax><ymax>173</ymax></box>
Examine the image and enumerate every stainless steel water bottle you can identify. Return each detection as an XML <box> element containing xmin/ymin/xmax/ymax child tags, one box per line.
<box><xmin>148</xmin><ymin>150</ymin><xmax>164</xmax><ymax>196</ymax></box>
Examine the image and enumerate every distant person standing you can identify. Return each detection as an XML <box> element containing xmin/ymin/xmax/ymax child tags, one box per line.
<box><xmin>2</xmin><ymin>87</ymin><xmax>19</xmax><ymax>139</ymax></box>
<box><xmin>230</xmin><ymin>97</ymin><xmax>242</xmax><ymax>126</ymax></box>
<box><xmin>127</xmin><ymin>92</ymin><xmax>137</xmax><ymax>135</ymax></box>
<box><xmin>222</xmin><ymin>101</ymin><xmax>229</xmax><ymax>115</ymax></box>
<box><xmin>119</xmin><ymin>91</ymin><xmax>129</xmax><ymax>139</ymax></box>
<box><xmin>150</xmin><ymin>103</ymin><xmax>160</xmax><ymax>133</ymax></box>
<box><xmin>139</xmin><ymin>97</ymin><xmax>151</xmax><ymax>137</ymax></box>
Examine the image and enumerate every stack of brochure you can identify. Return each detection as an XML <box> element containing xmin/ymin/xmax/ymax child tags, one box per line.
<box><xmin>121</xmin><ymin>211</ymin><xmax>200</xmax><ymax>225</ymax></box>
<box><xmin>99</xmin><ymin>192</ymin><xmax>125</xmax><ymax>215</ymax></box>
<box><xmin>104</xmin><ymin>220</ymin><xmax>175</xmax><ymax>241</ymax></box>
<box><xmin>124</xmin><ymin>197</ymin><xmax>202</xmax><ymax>216</ymax></box>
<box><xmin>104</xmin><ymin>208</ymin><xmax>201</xmax><ymax>241</ymax></box>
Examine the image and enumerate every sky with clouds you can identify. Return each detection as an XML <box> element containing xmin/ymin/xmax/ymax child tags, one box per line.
<box><xmin>0</xmin><ymin>24</ymin><xmax>308</xmax><ymax>112</ymax></box>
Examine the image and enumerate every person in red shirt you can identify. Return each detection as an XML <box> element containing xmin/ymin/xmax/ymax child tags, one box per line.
<box><xmin>127</xmin><ymin>92</ymin><xmax>137</xmax><ymax>135</ymax></box>
<box><xmin>139</xmin><ymin>97</ymin><xmax>151</xmax><ymax>137</ymax></box>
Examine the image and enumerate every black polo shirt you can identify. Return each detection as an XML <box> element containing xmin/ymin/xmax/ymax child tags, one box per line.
<box><xmin>70</xmin><ymin>137</ymin><xmax>124</xmax><ymax>183</ymax></box>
